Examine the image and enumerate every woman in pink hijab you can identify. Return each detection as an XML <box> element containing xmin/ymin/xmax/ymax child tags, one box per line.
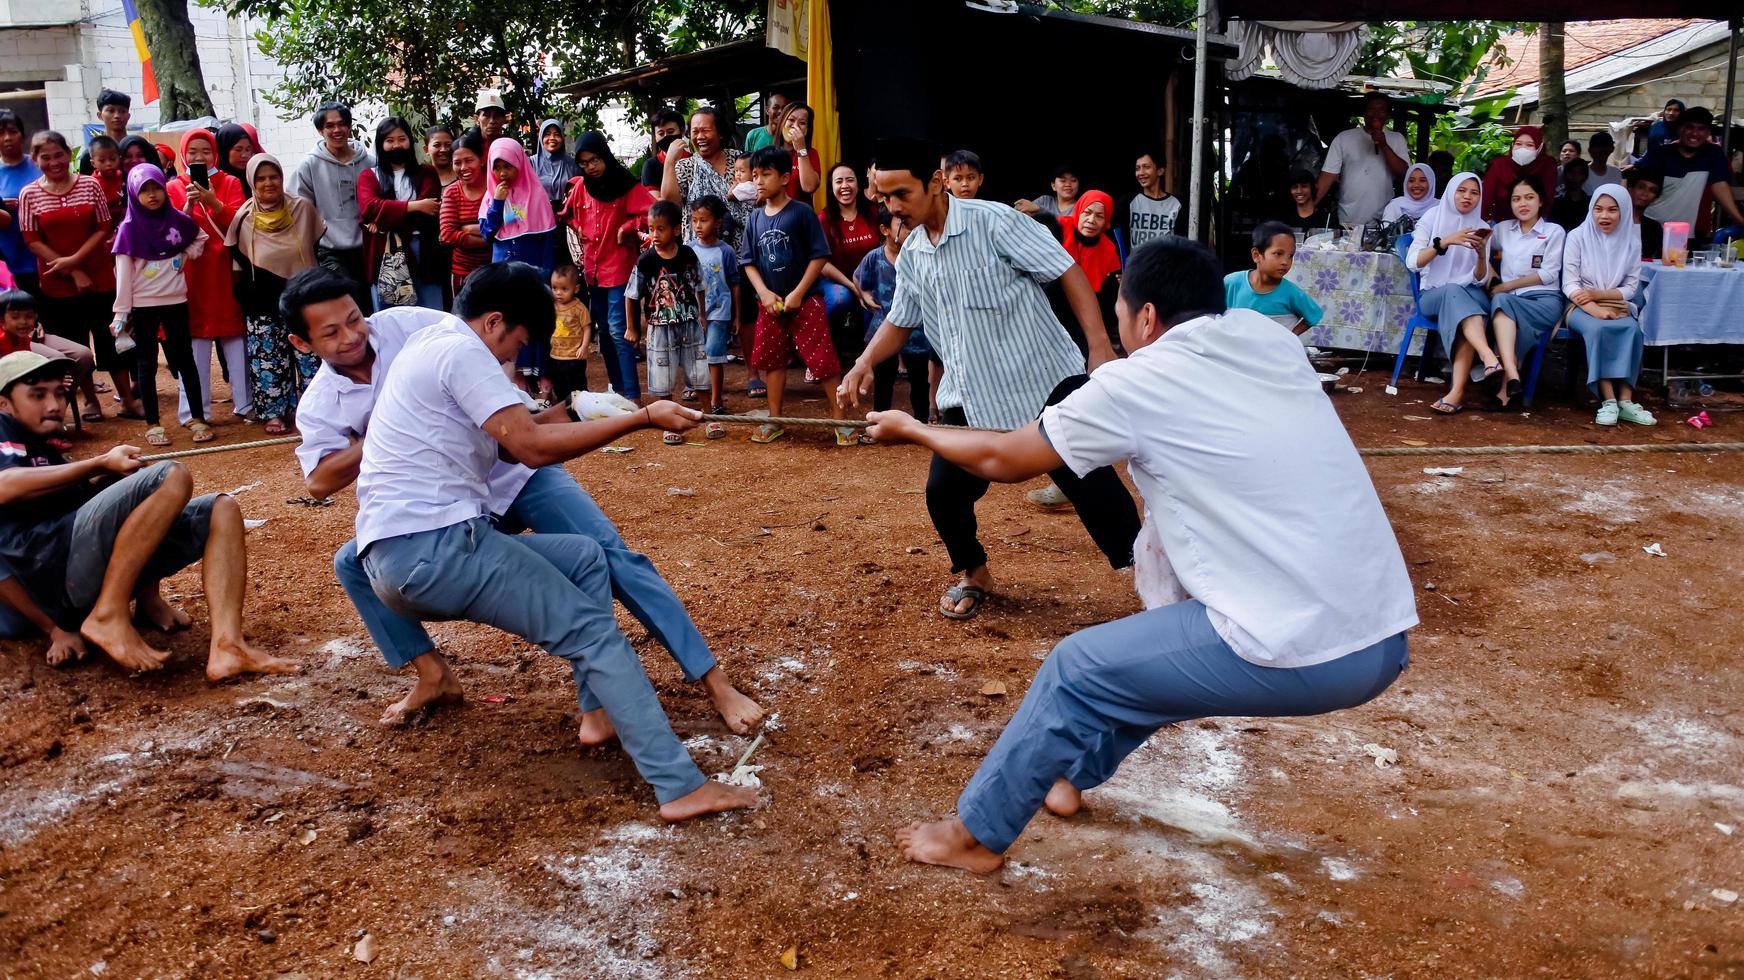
<box><xmin>478</xmin><ymin>137</ymin><xmax>557</xmax><ymax>273</ymax></box>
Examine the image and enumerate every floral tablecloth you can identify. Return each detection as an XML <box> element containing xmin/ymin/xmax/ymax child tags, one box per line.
<box><xmin>1286</xmin><ymin>248</ymin><xmax>1424</xmax><ymax>356</ymax></box>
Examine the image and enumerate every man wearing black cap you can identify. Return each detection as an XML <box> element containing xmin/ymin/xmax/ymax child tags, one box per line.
<box><xmin>0</xmin><ymin>350</ymin><xmax>298</xmax><ymax>677</ymax></box>
<box><xmin>1642</xmin><ymin>106</ymin><xmax>1744</xmax><ymax>241</ymax></box>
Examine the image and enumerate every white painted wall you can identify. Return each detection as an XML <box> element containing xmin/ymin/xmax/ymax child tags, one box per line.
<box><xmin>1</xmin><ymin>1</ymin><xmax>311</xmax><ymax>170</ymax></box>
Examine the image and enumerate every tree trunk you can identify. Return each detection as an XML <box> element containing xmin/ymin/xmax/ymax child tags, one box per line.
<box><xmin>133</xmin><ymin>0</ymin><xmax>216</xmax><ymax>120</ymax></box>
<box><xmin>1538</xmin><ymin>22</ymin><xmax>1568</xmax><ymax>154</ymax></box>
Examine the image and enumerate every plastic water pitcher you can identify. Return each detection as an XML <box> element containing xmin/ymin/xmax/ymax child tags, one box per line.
<box><xmin>1663</xmin><ymin>222</ymin><xmax>1690</xmax><ymax>267</ymax></box>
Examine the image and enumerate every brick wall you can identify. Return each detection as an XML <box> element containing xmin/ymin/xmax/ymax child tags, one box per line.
<box><xmin>1510</xmin><ymin>38</ymin><xmax>1742</xmax><ymax>150</ymax></box>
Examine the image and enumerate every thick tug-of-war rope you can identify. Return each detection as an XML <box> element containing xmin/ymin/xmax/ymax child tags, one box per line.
<box><xmin>129</xmin><ymin>423</ymin><xmax>1744</xmax><ymax>462</ymax></box>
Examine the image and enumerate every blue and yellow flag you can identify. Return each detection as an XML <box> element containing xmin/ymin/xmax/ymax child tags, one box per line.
<box><xmin>120</xmin><ymin>0</ymin><xmax>159</xmax><ymax>104</ymax></box>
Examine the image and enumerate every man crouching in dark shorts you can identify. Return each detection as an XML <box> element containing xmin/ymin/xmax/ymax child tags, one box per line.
<box><xmin>0</xmin><ymin>351</ymin><xmax>298</xmax><ymax>679</ymax></box>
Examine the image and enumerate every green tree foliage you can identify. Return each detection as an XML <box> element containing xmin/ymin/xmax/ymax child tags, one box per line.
<box><xmin>203</xmin><ymin>0</ymin><xmax>759</xmax><ymax>132</ymax></box>
<box><xmin>1044</xmin><ymin>0</ymin><xmax>1196</xmax><ymax>26</ymax></box>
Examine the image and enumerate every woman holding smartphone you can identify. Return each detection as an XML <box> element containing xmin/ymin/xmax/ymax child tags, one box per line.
<box><xmin>1406</xmin><ymin>172</ymin><xmax>1499</xmax><ymax>415</ymax></box>
<box><xmin>168</xmin><ymin>127</ymin><xmax>250</xmax><ymax>427</ymax></box>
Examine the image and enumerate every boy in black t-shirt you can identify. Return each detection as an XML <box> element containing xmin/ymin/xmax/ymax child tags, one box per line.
<box><xmin>737</xmin><ymin>146</ymin><xmax>848</xmax><ymax>445</ymax></box>
<box><xmin>0</xmin><ymin>351</ymin><xmax>299</xmax><ymax>678</ymax></box>
<box><xmin>625</xmin><ymin>201</ymin><xmax>708</xmax><ymax>428</ymax></box>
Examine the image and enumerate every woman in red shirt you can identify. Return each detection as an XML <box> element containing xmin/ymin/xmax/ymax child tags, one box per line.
<box><xmin>17</xmin><ymin>131</ymin><xmax>136</xmax><ymax>418</ymax></box>
<box><xmin>819</xmin><ymin>162</ymin><xmax>880</xmax><ymax>351</ymax></box>
<box><xmin>780</xmin><ymin>103</ymin><xmax>821</xmax><ymax>208</ymax></box>
<box><xmin>438</xmin><ymin>131</ymin><xmax>492</xmax><ymax>295</ymax></box>
<box><xmin>562</xmin><ymin>130</ymin><xmax>653</xmax><ymax>398</ymax></box>
<box><xmin>167</xmin><ymin>128</ymin><xmax>249</xmax><ymax>427</ymax></box>
<box><xmin>357</xmin><ymin>116</ymin><xmax>445</xmax><ymax>311</ymax></box>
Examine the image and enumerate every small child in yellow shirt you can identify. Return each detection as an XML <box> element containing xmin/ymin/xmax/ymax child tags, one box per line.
<box><xmin>546</xmin><ymin>264</ymin><xmax>593</xmax><ymax>401</ymax></box>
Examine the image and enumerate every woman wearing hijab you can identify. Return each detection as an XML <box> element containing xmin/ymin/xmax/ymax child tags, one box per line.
<box><xmin>168</xmin><ymin>127</ymin><xmax>250</xmax><ymax>428</ymax></box>
<box><xmin>226</xmin><ymin>153</ymin><xmax>325</xmax><ymax>434</ymax></box>
<box><xmin>563</xmin><ymin>130</ymin><xmax>654</xmax><ymax>399</ymax></box>
<box><xmin>1406</xmin><ymin>172</ymin><xmax>1501</xmax><ymax>415</ymax></box>
<box><xmin>111</xmin><ymin>163</ymin><xmax>209</xmax><ymax>446</ymax></box>
<box><xmin>357</xmin><ymin>116</ymin><xmax>444</xmax><ymax>310</ymax></box>
<box><xmin>1062</xmin><ymin>189</ymin><xmax>1123</xmax><ymax>350</ymax></box>
<box><xmin>1486</xmin><ymin>174</ymin><xmax>1564</xmax><ymax>411</ymax></box>
<box><xmin>480</xmin><ymin>137</ymin><xmax>559</xmax><ymax>392</ymax></box>
<box><xmin>1562</xmin><ymin>185</ymin><xmax>1653</xmax><ymax>426</ymax></box>
<box><xmin>1480</xmin><ymin>126</ymin><xmax>1559</xmax><ymax>224</ymax></box>
<box><xmin>215</xmin><ymin>123</ymin><xmax>255</xmax><ymax>197</ymax></box>
<box><xmin>532</xmin><ymin>119</ymin><xmax>578</xmax><ymax>214</ymax></box>
<box><xmin>116</xmin><ymin>135</ymin><xmax>156</xmax><ymax>176</ymax></box>
<box><xmin>480</xmin><ymin>137</ymin><xmax>558</xmax><ymax>271</ymax></box>
<box><xmin>1381</xmin><ymin>163</ymin><xmax>1437</xmax><ymax>224</ymax></box>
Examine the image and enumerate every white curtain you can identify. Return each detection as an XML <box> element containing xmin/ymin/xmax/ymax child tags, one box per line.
<box><xmin>1225</xmin><ymin>20</ymin><xmax>1368</xmax><ymax>90</ymax></box>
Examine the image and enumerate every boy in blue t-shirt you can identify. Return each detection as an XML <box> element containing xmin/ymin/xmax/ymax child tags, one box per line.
<box><xmin>1223</xmin><ymin>221</ymin><xmax>1323</xmax><ymax>336</ymax></box>
<box><xmin>686</xmin><ymin>194</ymin><xmax>739</xmax><ymax>431</ymax></box>
<box><xmin>738</xmin><ymin>146</ymin><xmax>847</xmax><ymax>445</ymax></box>
<box><xmin>853</xmin><ymin>205</ymin><xmax>936</xmax><ymax>419</ymax></box>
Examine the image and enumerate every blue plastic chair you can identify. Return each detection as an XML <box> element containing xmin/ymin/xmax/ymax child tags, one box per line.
<box><xmin>1388</xmin><ymin>233</ymin><xmax>1437</xmax><ymax>391</ymax></box>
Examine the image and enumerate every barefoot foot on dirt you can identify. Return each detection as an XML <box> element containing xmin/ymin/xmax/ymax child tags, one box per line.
<box><xmin>895</xmin><ymin>818</ymin><xmax>1005</xmax><ymax>874</ymax></box>
<box><xmin>206</xmin><ymin>638</ymin><xmax>302</xmax><ymax>682</ymax></box>
<box><xmin>80</xmin><ymin>613</ymin><xmax>170</xmax><ymax>673</ymax></box>
<box><xmin>45</xmin><ymin>627</ymin><xmax>88</xmax><ymax>668</ymax></box>
<box><xmin>659</xmin><ymin>780</ymin><xmax>759</xmax><ymax>823</ymax></box>
<box><xmin>577</xmin><ymin>707</ymin><xmax>617</xmax><ymax>746</ymax></box>
<box><xmin>379</xmin><ymin>670</ymin><xmax>465</xmax><ymax>727</ymax></box>
<box><xmin>135</xmin><ymin>591</ymin><xmax>192</xmax><ymax>632</ymax></box>
<box><xmin>702</xmin><ymin>669</ymin><xmax>764</xmax><ymax>734</ymax></box>
<box><xmin>1044</xmin><ymin>779</ymin><xmax>1082</xmax><ymax>818</ymax></box>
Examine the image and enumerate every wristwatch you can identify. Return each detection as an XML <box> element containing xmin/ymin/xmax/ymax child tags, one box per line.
<box><xmin>796</xmin><ymin>149</ymin><xmax>810</xmax><ymax>158</ymax></box>
<box><xmin>1432</xmin><ymin>237</ymin><xmax>1447</xmax><ymax>256</ymax></box>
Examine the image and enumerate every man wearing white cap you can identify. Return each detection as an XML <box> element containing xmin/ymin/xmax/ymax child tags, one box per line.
<box><xmin>0</xmin><ymin>350</ymin><xmax>299</xmax><ymax>678</ymax></box>
<box><xmin>475</xmin><ymin>89</ymin><xmax>510</xmax><ymax>146</ymax></box>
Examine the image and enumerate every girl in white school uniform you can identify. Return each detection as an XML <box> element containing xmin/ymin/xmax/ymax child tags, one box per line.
<box><xmin>1485</xmin><ymin>174</ymin><xmax>1565</xmax><ymax>411</ymax></box>
<box><xmin>1407</xmin><ymin>172</ymin><xmax>1500</xmax><ymax>414</ymax></box>
<box><xmin>1562</xmin><ymin>184</ymin><xmax>1655</xmax><ymax>426</ymax></box>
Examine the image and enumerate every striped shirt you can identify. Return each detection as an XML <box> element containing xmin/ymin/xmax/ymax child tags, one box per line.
<box><xmin>885</xmin><ymin>196</ymin><xmax>1084</xmax><ymax>429</ymax></box>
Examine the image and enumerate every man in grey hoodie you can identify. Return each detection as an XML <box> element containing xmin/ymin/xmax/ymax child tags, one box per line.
<box><xmin>291</xmin><ymin>101</ymin><xmax>375</xmax><ymax>311</ymax></box>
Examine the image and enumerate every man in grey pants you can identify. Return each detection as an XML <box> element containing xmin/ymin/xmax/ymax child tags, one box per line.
<box><xmin>351</xmin><ymin>262</ymin><xmax>756</xmax><ymax>823</ymax></box>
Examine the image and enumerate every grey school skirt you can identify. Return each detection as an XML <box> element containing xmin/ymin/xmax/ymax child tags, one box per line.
<box><xmin>1492</xmin><ymin>289</ymin><xmax>1568</xmax><ymax>357</ymax></box>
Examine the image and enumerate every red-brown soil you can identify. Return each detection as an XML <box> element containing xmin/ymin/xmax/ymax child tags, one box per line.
<box><xmin>3</xmin><ymin>365</ymin><xmax>1742</xmax><ymax>978</ymax></box>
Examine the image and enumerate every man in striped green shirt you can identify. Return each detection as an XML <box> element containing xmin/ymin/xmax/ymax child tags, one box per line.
<box><xmin>844</xmin><ymin>138</ymin><xmax>1139</xmax><ymax>620</ymax></box>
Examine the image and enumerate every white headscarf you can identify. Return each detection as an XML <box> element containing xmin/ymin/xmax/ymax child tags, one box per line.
<box><xmin>1387</xmin><ymin>163</ymin><xmax>1438</xmax><ymax>220</ymax></box>
<box><xmin>1414</xmin><ymin>171</ymin><xmax>1484</xmax><ymax>289</ymax></box>
<box><xmin>1566</xmin><ymin>184</ymin><xmax>1640</xmax><ymax>290</ymax></box>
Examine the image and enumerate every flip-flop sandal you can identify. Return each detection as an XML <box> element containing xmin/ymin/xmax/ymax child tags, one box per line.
<box><xmin>189</xmin><ymin>422</ymin><xmax>214</xmax><ymax>443</ymax></box>
<box><xmin>81</xmin><ymin>408</ymin><xmax>104</xmax><ymax>423</ymax></box>
<box><xmin>749</xmin><ymin>423</ymin><xmax>785</xmax><ymax>444</ymax></box>
<box><xmin>145</xmin><ymin>426</ymin><xmax>170</xmax><ymax>447</ymax></box>
<box><xmin>263</xmin><ymin>419</ymin><xmax>288</xmax><ymax>435</ymax></box>
<box><xmin>93</xmin><ymin>380</ymin><xmax>112</xmax><ymax>393</ymax></box>
<box><xmin>708</xmin><ymin>403</ymin><xmax>727</xmax><ymax>417</ymax></box>
<box><xmin>747</xmin><ymin>385</ymin><xmax>768</xmax><ymax>399</ymax></box>
<box><xmin>705</xmin><ymin>421</ymin><xmax>726</xmax><ymax>440</ymax></box>
<box><xmin>1431</xmin><ymin>399</ymin><xmax>1464</xmax><ymax>415</ymax></box>
<box><xmin>938</xmin><ymin>584</ymin><xmax>989</xmax><ymax>620</ymax></box>
<box><xmin>117</xmin><ymin>408</ymin><xmax>146</xmax><ymax>420</ymax></box>
<box><xmin>1481</xmin><ymin>362</ymin><xmax>1503</xmax><ymax>379</ymax></box>
<box><xmin>681</xmin><ymin>389</ymin><xmax>700</xmax><ymax>402</ymax></box>
<box><xmin>662</xmin><ymin>431</ymin><xmax>684</xmax><ymax>445</ymax></box>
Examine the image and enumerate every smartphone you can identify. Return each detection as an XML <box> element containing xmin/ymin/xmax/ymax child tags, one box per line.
<box><xmin>190</xmin><ymin>163</ymin><xmax>209</xmax><ymax>188</ymax></box>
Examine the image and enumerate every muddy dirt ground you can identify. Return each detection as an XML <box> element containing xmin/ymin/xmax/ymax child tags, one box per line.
<box><xmin>2</xmin><ymin>360</ymin><xmax>1743</xmax><ymax>979</ymax></box>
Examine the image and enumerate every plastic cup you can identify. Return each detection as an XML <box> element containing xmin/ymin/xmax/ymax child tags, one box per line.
<box><xmin>1663</xmin><ymin>221</ymin><xmax>1690</xmax><ymax>268</ymax></box>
